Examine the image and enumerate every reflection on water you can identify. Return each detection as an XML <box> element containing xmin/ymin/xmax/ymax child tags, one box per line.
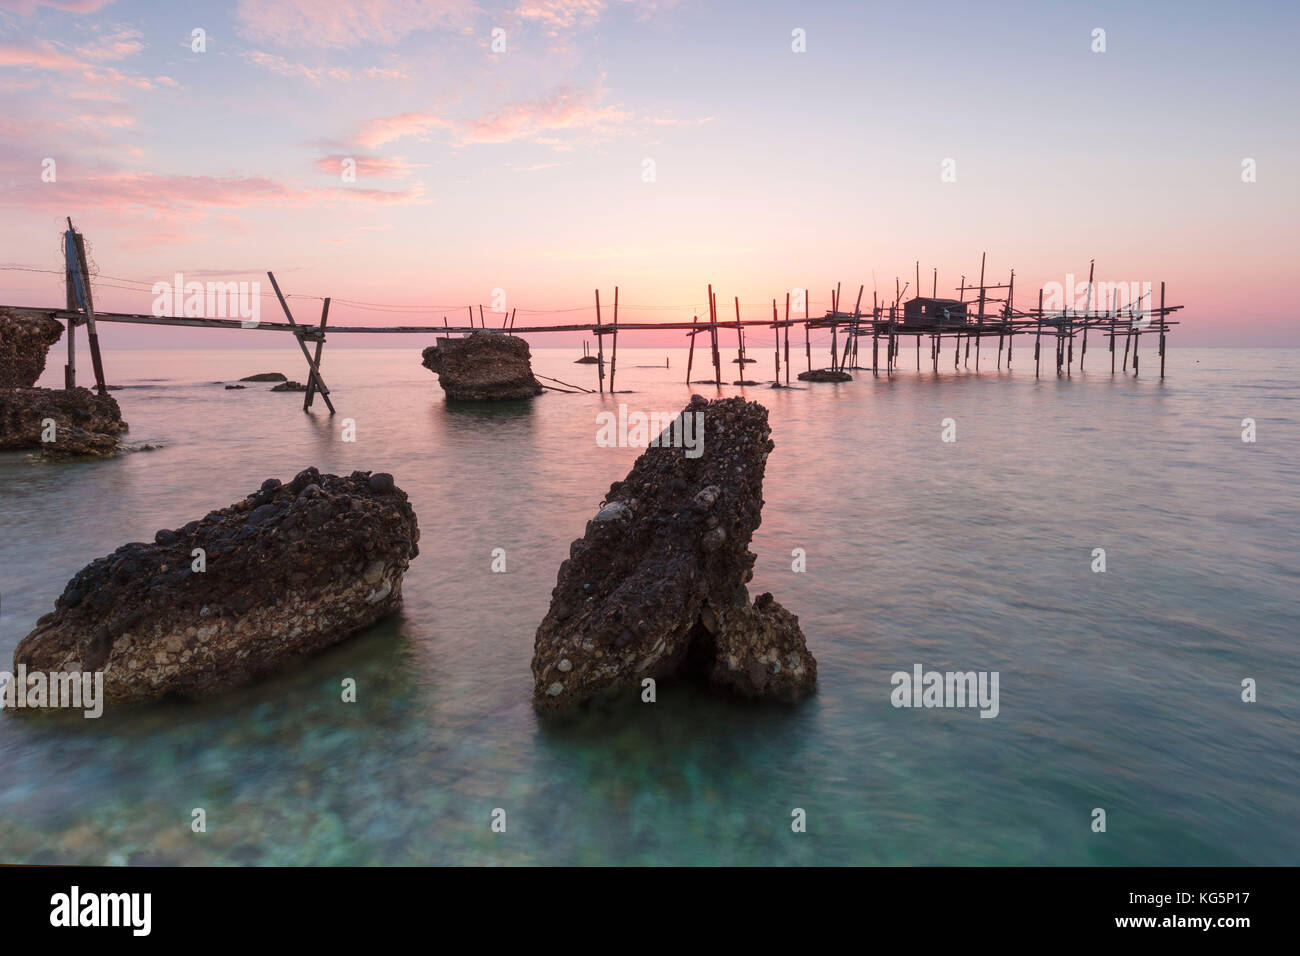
<box><xmin>0</xmin><ymin>346</ymin><xmax>1296</xmax><ymax>865</ymax></box>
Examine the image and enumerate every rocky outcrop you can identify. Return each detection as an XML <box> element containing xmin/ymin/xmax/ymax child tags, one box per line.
<box><xmin>797</xmin><ymin>368</ymin><xmax>852</xmax><ymax>382</ymax></box>
<box><xmin>421</xmin><ymin>331</ymin><xmax>543</xmax><ymax>401</ymax></box>
<box><xmin>13</xmin><ymin>468</ymin><xmax>420</xmax><ymax>707</ymax></box>
<box><xmin>239</xmin><ymin>372</ymin><xmax>287</xmax><ymax>382</ymax></box>
<box><xmin>271</xmin><ymin>380</ymin><xmax>307</xmax><ymax>392</ymax></box>
<box><xmin>0</xmin><ymin>386</ymin><xmax>127</xmax><ymax>459</ymax></box>
<box><xmin>531</xmin><ymin>395</ymin><xmax>815</xmax><ymax>712</ymax></box>
<box><xmin>0</xmin><ymin>309</ymin><xmax>64</xmax><ymax>389</ymax></box>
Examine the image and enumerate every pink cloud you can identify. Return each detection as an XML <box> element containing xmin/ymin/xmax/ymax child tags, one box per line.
<box><xmin>0</xmin><ymin>171</ymin><xmax>427</xmax><ymax>213</ymax></box>
<box><xmin>352</xmin><ymin>85</ymin><xmax>642</xmax><ymax>150</ymax></box>
<box><xmin>515</xmin><ymin>0</ymin><xmax>606</xmax><ymax>33</ymax></box>
<box><xmin>0</xmin><ymin>0</ymin><xmax>115</xmax><ymax>13</ymax></box>
<box><xmin>242</xmin><ymin>50</ymin><xmax>410</xmax><ymax>84</ymax></box>
<box><xmin>459</xmin><ymin>86</ymin><xmax>630</xmax><ymax>143</ymax></box>
<box><xmin>354</xmin><ymin>111</ymin><xmax>451</xmax><ymax>149</ymax></box>
<box><xmin>0</xmin><ymin>41</ymin><xmax>84</xmax><ymax>71</ymax></box>
<box><xmin>313</xmin><ymin>154</ymin><xmax>424</xmax><ymax>178</ymax></box>
<box><xmin>234</xmin><ymin>0</ymin><xmax>478</xmax><ymax>49</ymax></box>
<box><xmin>76</xmin><ymin>27</ymin><xmax>143</xmax><ymax>61</ymax></box>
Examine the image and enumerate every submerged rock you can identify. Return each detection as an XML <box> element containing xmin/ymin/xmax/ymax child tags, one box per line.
<box><xmin>0</xmin><ymin>386</ymin><xmax>128</xmax><ymax>458</ymax></box>
<box><xmin>0</xmin><ymin>309</ymin><xmax>63</xmax><ymax>388</ymax></box>
<box><xmin>421</xmin><ymin>331</ymin><xmax>544</xmax><ymax>401</ymax></box>
<box><xmin>270</xmin><ymin>380</ymin><xmax>307</xmax><ymax>392</ymax></box>
<box><xmin>531</xmin><ymin>395</ymin><xmax>815</xmax><ymax>712</ymax></box>
<box><xmin>13</xmin><ymin>468</ymin><xmax>420</xmax><ymax>707</ymax></box>
<box><xmin>797</xmin><ymin>368</ymin><xmax>852</xmax><ymax>382</ymax></box>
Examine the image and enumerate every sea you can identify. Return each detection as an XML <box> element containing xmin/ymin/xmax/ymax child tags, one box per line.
<box><xmin>0</xmin><ymin>344</ymin><xmax>1296</xmax><ymax>865</ymax></box>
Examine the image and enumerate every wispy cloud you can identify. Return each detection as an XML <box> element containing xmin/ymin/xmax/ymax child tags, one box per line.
<box><xmin>313</xmin><ymin>153</ymin><xmax>425</xmax><ymax>178</ymax></box>
<box><xmin>242</xmin><ymin>50</ymin><xmax>410</xmax><ymax>84</ymax></box>
<box><xmin>0</xmin><ymin>171</ymin><xmax>427</xmax><ymax>212</ymax></box>
<box><xmin>352</xmin><ymin>82</ymin><xmax>701</xmax><ymax>151</ymax></box>
<box><xmin>354</xmin><ymin>111</ymin><xmax>451</xmax><ymax>149</ymax></box>
<box><xmin>0</xmin><ymin>0</ymin><xmax>116</xmax><ymax>14</ymax></box>
<box><xmin>234</xmin><ymin>0</ymin><xmax>478</xmax><ymax>50</ymax></box>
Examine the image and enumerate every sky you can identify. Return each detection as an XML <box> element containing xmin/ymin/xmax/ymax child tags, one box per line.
<box><xmin>0</xmin><ymin>0</ymin><xmax>1296</xmax><ymax>348</ymax></box>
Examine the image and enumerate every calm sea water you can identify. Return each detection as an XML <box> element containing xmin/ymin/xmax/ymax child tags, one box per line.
<box><xmin>0</xmin><ymin>344</ymin><xmax>1296</xmax><ymax>865</ymax></box>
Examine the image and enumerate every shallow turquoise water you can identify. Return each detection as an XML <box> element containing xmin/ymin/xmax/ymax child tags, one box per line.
<box><xmin>1</xmin><ymin>345</ymin><xmax>1296</xmax><ymax>865</ymax></box>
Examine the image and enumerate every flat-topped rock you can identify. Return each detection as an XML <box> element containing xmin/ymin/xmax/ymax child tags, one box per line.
<box><xmin>531</xmin><ymin>395</ymin><xmax>816</xmax><ymax>712</ymax></box>
<box><xmin>797</xmin><ymin>368</ymin><xmax>852</xmax><ymax>382</ymax></box>
<box><xmin>0</xmin><ymin>309</ymin><xmax>63</xmax><ymax>388</ymax></box>
<box><xmin>421</xmin><ymin>331</ymin><xmax>543</xmax><ymax>401</ymax></box>
<box><xmin>13</xmin><ymin>467</ymin><xmax>420</xmax><ymax>708</ymax></box>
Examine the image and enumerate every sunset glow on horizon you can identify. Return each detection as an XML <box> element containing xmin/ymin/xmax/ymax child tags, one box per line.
<box><xmin>1</xmin><ymin>0</ymin><xmax>1296</xmax><ymax>348</ymax></box>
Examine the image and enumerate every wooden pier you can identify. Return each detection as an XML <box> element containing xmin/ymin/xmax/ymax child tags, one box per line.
<box><xmin>1</xmin><ymin>223</ymin><xmax>1183</xmax><ymax>413</ymax></box>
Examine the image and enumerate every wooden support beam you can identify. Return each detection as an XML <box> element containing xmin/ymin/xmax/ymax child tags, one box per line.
<box><xmin>267</xmin><ymin>271</ymin><xmax>335</xmax><ymax>414</ymax></box>
<box><xmin>304</xmin><ymin>297</ymin><xmax>330</xmax><ymax>411</ymax></box>
<box><xmin>64</xmin><ymin>220</ymin><xmax>108</xmax><ymax>396</ymax></box>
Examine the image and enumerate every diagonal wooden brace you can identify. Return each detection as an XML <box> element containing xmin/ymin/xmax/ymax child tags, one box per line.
<box><xmin>267</xmin><ymin>271</ymin><xmax>335</xmax><ymax>414</ymax></box>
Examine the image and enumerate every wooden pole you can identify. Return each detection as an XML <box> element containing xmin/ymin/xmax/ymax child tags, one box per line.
<box><xmin>686</xmin><ymin>323</ymin><xmax>697</xmax><ymax>385</ymax></box>
<box><xmin>1006</xmin><ymin>270</ymin><xmax>1015</xmax><ymax>368</ymax></box>
<box><xmin>609</xmin><ymin>286</ymin><xmax>618</xmax><ymax>392</ymax></box>
<box><xmin>65</xmin><ymin>220</ymin><xmax>107</xmax><ymax>396</ymax></box>
<box><xmin>772</xmin><ymin>299</ymin><xmax>780</xmax><ymax>382</ymax></box>
<box><xmin>63</xmin><ymin>238</ymin><xmax>76</xmax><ymax>389</ymax></box>
<box><xmin>303</xmin><ymin>297</ymin><xmax>330</xmax><ymax>411</ymax></box>
<box><xmin>1159</xmin><ymin>281</ymin><xmax>1167</xmax><ymax>379</ymax></box>
<box><xmin>784</xmin><ymin>293</ymin><xmax>791</xmax><ymax>384</ymax></box>
<box><xmin>976</xmin><ymin>254</ymin><xmax>986</xmax><ymax>372</ymax></box>
<box><xmin>804</xmin><ymin>289</ymin><xmax>811</xmax><ymax>371</ymax></box>
<box><xmin>734</xmin><ymin>296</ymin><xmax>744</xmax><ymax>370</ymax></box>
<box><xmin>1035</xmin><ymin>289</ymin><xmax>1043</xmax><ymax>378</ymax></box>
<box><xmin>709</xmin><ymin>285</ymin><xmax>721</xmax><ymax>385</ymax></box>
<box><xmin>594</xmin><ymin>289</ymin><xmax>604</xmax><ymax>393</ymax></box>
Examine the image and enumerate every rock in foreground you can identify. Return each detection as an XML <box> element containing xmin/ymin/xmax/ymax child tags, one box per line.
<box><xmin>421</xmin><ymin>331</ymin><xmax>543</xmax><ymax>401</ymax></box>
<box><xmin>14</xmin><ymin>468</ymin><xmax>420</xmax><ymax>707</ymax></box>
<box><xmin>531</xmin><ymin>396</ymin><xmax>816</xmax><ymax>712</ymax></box>
<box><xmin>0</xmin><ymin>309</ymin><xmax>63</xmax><ymax>388</ymax></box>
<box><xmin>0</xmin><ymin>386</ymin><xmax>127</xmax><ymax>459</ymax></box>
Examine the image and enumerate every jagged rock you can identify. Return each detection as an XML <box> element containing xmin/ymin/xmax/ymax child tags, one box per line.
<box><xmin>0</xmin><ymin>386</ymin><xmax>127</xmax><ymax>457</ymax></box>
<box><xmin>270</xmin><ymin>380</ymin><xmax>307</xmax><ymax>392</ymax></box>
<box><xmin>421</xmin><ymin>331</ymin><xmax>544</xmax><ymax>401</ymax></box>
<box><xmin>531</xmin><ymin>395</ymin><xmax>815</xmax><ymax>712</ymax></box>
<box><xmin>240</xmin><ymin>372</ymin><xmax>287</xmax><ymax>382</ymax></box>
<box><xmin>0</xmin><ymin>309</ymin><xmax>63</xmax><ymax>388</ymax></box>
<box><xmin>224</xmin><ymin>384</ymin><xmax>246</xmax><ymax>390</ymax></box>
<box><xmin>797</xmin><ymin>368</ymin><xmax>852</xmax><ymax>382</ymax></box>
<box><xmin>13</xmin><ymin>468</ymin><xmax>420</xmax><ymax>707</ymax></box>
